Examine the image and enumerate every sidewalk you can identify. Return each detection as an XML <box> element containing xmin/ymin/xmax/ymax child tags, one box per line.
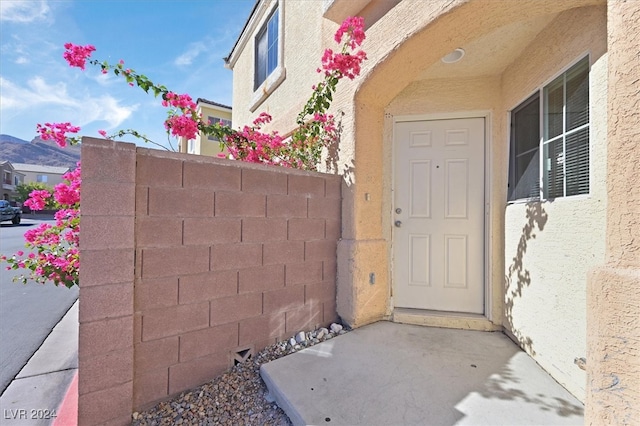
<box><xmin>261</xmin><ymin>321</ymin><xmax>584</xmax><ymax>426</ymax></box>
<box><xmin>0</xmin><ymin>301</ymin><xmax>78</xmax><ymax>425</ymax></box>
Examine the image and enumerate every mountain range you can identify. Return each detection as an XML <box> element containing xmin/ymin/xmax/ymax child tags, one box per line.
<box><xmin>0</xmin><ymin>134</ymin><xmax>81</xmax><ymax>167</ymax></box>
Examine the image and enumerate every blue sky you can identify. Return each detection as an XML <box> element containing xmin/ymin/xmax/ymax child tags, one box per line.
<box><xmin>0</xmin><ymin>0</ymin><xmax>255</xmax><ymax>150</ymax></box>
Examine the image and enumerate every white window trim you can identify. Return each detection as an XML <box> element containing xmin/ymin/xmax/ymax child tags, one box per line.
<box><xmin>249</xmin><ymin>0</ymin><xmax>285</xmax><ymax>112</ymax></box>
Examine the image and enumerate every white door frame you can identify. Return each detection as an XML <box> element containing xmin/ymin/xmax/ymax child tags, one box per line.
<box><xmin>391</xmin><ymin>111</ymin><xmax>493</xmax><ymax>320</ymax></box>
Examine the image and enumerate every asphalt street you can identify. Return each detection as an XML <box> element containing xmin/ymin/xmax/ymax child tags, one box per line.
<box><xmin>0</xmin><ymin>218</ymin><xmax>78</xmax><ymax>395</ymax></box>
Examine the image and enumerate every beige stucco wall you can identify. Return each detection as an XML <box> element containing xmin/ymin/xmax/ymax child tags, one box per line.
<box><xmin>502</xmin><ymin>6</ymin><xmax>607</xmax><ymax>401</ymax></box>
<box><xmin>230</xmin><ymin>0</ymin><xmax>331</xmax><ymax>135</ymax></box>
<box><xmin>586</xmin><ymin>1</ymin><xmax>640</xmax><ymax>423</ymax></box>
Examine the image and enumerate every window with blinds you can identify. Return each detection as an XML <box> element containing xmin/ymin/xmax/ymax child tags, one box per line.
<box><xmin>508</xmin><ymin>57</ymin><xmax>589</xmax><ymax>202</ymax></box>
<box><xmin>508</xmin><ymin>94</ymin><xmax>540</xmax><ymax>201</ymax></box>
<box><xmin>543</xmin><ymin>57</ymin><xmax>589</xmax><ymax>198</ymax></box>
<box><xmin>255</xmin><ymin>7</ymin><xmax>279</xmax><ymax>90</ymax></box>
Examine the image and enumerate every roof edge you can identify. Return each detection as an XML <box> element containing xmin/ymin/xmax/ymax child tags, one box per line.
<box><xmin>224</xmin><ymin>0</ymin><xmax>278</xmax><ymax>69</ymax></box>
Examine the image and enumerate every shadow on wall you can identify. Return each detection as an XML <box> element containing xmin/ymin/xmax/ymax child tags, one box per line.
<box><xmin>504</xmin><ymin>201</ymin><xmax>549</xmax><ymax>356</ymax></box>
<box><xmin>324</xmin><ymin>112</ymin><xmax>343</xmax><ymax>174</ymax></box>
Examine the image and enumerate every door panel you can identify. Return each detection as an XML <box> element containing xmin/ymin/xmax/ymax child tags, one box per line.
<box><xmin>394</xmin><ymin>118</ymin><xmax>484</xmax><ymax>313</ymax></box>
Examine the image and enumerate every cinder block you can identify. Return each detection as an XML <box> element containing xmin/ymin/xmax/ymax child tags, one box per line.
<box><xmin>323</xmin><ymin>259</ymin><xmax>337</xmax><ymax>281</ymax></box>
<box><xmin>267</xmin><ymin>194</ymin><xmax>307</xmax><ymax>218</ymax></box>
<box><xmin>80</xmin><ymin>249</ymin><xmax>134</xmax><ymax>287</ymax></box>
<box><xmin>81</xmin><ymin>216</ymin><xmax>134</xmax><ymax>250</ymax></box>
<box><xmin>242</xmin><ymin>218</ymin><xmax>287</xmax><ymax>242</ymax></box>
<box><xmin>183</xmin><ymin>161</ymin><xmax>241</xmax><ymax>191</ymax></box>
<box><xmin>305</xmin><ymin>281</ymin><xmax>336</xmax><ymax>305</ymax></box>
<box><xmin>82</xmin><ymin>181</ymin><xmax>135</xmax><ymax>216</ymax></box>
<box><xmin>133</xmin><ymin>368</ymin><xmax>169</xmax><ymax>410</ymax></box>
<box><xmin>239</xmin><ymin>264</ymin><xmax>285</xmax><ymax>293</ymax></box>
<box><xmin>288</xmin><ymin>174</ymin><xmax>325</xmax><ymax>197</ymax></box>
<box><xmin>179</xmin><ymin>322</ymin><xmax>239</xmax><ymax>362</ymax></box>
<box><xmin>263</xmin><ymin>286</ymin><xmax>305</xmax><ymax>314</ymax></box>
<box><xmin>78</xmin><ymin>381</ymin><xmax>133</xmax><ymax>426</ymax></box>
<box><xmin>308</xmin><ymin>197</ymin><xmax>341</xmax><ymax>219</ymax></box>
<box><xmin>79</xmin><ymin>316</ymin><xmax>133</xmax><ymax>359</ymax></box>
<box><xmin>238</xmin><ymin>313</ymin><xmax>285</xmax><ymax>346</ymax></box>
<box><xmin>215</xmin><ymin>191</ymin><xmax>265</xmax><ymax>217</ymax></box>
<box><xmin>263</xmin><ymin>241</ymin><xmax>304</xmax><ymax>265</ymax></box>
<box><xmin>136</xmin><ymin>186</ymin><xmax>149</xmax><ymax>216</ymax></box>
<box><xmin>211</xmin><ymin>243</ymin><xmax>262</xmax><ymax>270</ymax></box>
<box><xmin>325</xmin><ymin>219</ymin><xmax>341</xmax><ymax>240</ymax></box>
<box><xmin>309</xmin><ymin>198</ymin><xmax>342</xmax><ymax>220</ymax></box>
<box><xmin>80</xmin><ymin>283</ymin><xmax>133</xmax><ymax>323</ymax></box>
<box><xmin>168</xmin><ymin>352</ymin><xmax>229</xmax><ymax>395</ymax></box>
<box><xmin>81</xmin><ymin>139</ymin><xmax>136</xmax><ymax>183</ymax></box>
<box><xmin>179</xmin><ymin>271</ymin><xmax>238</xmax><ymax>304</ymax></box>
<box><xmin>148</xmin><ymin>187</ymin><xmax>214</xmax><ymax>217</ymax></box>
<box><xmin>79</xmin><ymin>348</ymin><xmax>133</xmax><ymax>395</ymax></box>
<box><xmin>254</xmin><ymin>337</ymin><xmax>277</xmax><ymax>353</ymax></box>
<box><xmin>285</xmin><ymin>304</ymin><xmax>323</xmax><ymax>334</ymax></box>
<box><xmin>141</xmin><ymin>246</ymin><xmax>210</xmax><ymax>279</ymax></box>
<box><xmin>142</xmin><ymin>303</ymin><xmax>209</xmax><ymax>341</ymax></box>
<box><xmin>285</xmin><ymin>261</ymin><xmax>323</xmax><ymax>286</ymax></box>
<box><xmin>135</xmin><ymin>337</ymin><xmax>179</xmax><ymax>372</ymax></box>
<box><xmin>137</xmin><ymin>217</ymin><xmax>182</xmax><ymax>247</ymax></box>
<box><xmin>135</xmin><ymin>277</ymin><xmax>178</xmax><ymax>311</ymax></box>
<box><xmin>288</xmin><ymin>218</ymin><xmax>325</xmax><ymax>240</ymax></box>
<box><xmin>242</xmin><ymin>168</ymin><xmax>287</xmax><ymax>194</ymax></box>
<box><xmin>323</xmin><ymin>299</ymin><xmax>339</xmax><ymax>324</ymax></box>
<box><xmin>210</xmin><ymin>293</ymin><xmax>263</xmax><ymax>327</ymax></box>
<box><xmin>305</xmin><ymin>240</ymin><xmax>337</xmax><ymax>261</ymax></box>
<box><xmin>137</xmin><ymin>155</ymin><xmax>182</xmax><ymax>187</ymax></box>
<box><xmin>134</xmin><ymin>313</ymin><xmax>142</xmax><ymax>344</ymax></box>
<box><xmin>325</xmin><ymin>177</ymin><xmax>342</xmax><ymax>199</ymax></box>
<box><xmin>183</xmin><ymin>218</ymin><xmax>241</xmax><ymax>245</ymax></box>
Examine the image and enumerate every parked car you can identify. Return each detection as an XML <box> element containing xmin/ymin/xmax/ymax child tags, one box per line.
<box><xmin>0</xmin><ymin>200</ymin><xmax>22</xmax><ymax>225</ymax></box>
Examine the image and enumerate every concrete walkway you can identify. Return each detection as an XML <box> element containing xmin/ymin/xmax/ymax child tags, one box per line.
<box><xmin>261</xmin><ymin>321</ymin><xmax>584</xmax><ymax>426</ymax></box>
<box><xmin>0</xmin><ymin>300</ymin><xmax>78</xmax><ymax>425</ymax></box>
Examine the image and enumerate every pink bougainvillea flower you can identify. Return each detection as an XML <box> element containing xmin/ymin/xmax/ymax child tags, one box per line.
<box><xmin>63</xmin><ymin>43</ymin><xmax>96</xmax><ymax>70</ymax></box>
<box><xmin>334</xmin><ymin>16</ymin><xmax>365</xmax><ymax>48</ymax></box>
<box><xmin>164</xmin><ymin>114</ymin><xmax>199</xmax><ymax>140</ymax></box>
<box><xmin>36</xmin><ymin>122</ymin><xmax>81</xmax><ymax>148</ymax></box>
<box><xmin>98</xmin><ymin>130</ymin><xmax>108</xmax><ymax>138</ymax></box>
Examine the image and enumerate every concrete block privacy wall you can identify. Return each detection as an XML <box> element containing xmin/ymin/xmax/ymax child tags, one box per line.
<box><xmin>79</xmin><ymin>138</ymin><xmax>341</xmax><ymax>424</ymax></box>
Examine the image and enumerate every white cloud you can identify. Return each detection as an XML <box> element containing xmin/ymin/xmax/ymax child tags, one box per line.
<box><xmin>0</xmin><ymin>76</ymin><xmax>138</xmax><ymax>128</ymax></box>
<box><xmin>0</xmin><ymin>0</ymin><xmax>51</xmax><ymax>23</ymax></box>
<box><xmin>174</xmin><ymin>41</ymin><xmax>207</xmax><ymax>66</ymax></box>
<box><xmin>15</xmin><ymin>56</ymin><xmax>28</xmax><ymax>64</ymax></box>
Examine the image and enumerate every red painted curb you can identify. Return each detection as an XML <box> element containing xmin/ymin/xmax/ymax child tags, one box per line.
<box><xmin>53</xmin><ymin>371</ymin><xmax>77</xmax><ymax>426</ymax></box>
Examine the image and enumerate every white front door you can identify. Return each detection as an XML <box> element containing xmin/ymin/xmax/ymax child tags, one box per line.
<box><xmin>393</xmin><ymin>117</ymin><xmax>485</xmax><ymax>314</ymax></box>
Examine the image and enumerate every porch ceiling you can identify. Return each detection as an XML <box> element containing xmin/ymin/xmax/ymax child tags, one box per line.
<box><xmin>417</xmin><ymin>12</ymin><xmax>558</xmax><ymax>80</ymax></box>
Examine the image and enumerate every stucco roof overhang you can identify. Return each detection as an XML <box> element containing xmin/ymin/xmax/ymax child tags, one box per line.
<box><xmin>354</xmin><ymin>0</ymin><xmax>605</xmax><ymax>108</ymax></box>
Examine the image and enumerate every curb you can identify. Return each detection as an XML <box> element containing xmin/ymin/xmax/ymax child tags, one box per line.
<box><xmin>53</xmin><ymin>372</ymin><xmax>77</xmax><ymax>426</ymax></box>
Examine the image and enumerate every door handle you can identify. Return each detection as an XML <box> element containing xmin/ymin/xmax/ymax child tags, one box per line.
<box><xmin>394</xmin><ymin>220</ymin><xmax>402</xmax><ymax>228</ymax></box>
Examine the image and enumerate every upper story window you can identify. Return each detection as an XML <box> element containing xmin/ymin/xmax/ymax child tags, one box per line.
<box><xmin>255</xmin><ymin>7</ymin><xmax>279</xmax><ymax>90</ymax></box>
<box><xmin>37</xmin><ymin>174</ymin><xmax>48</xmax><ymax>183</ymax></box>
<box><xmin>3</xmin><ymin>172</ymin><xmax>11</xmax><ymax>185</ymax></box>
<box><xmin>508</xmin><ymin>57</ymin><xmax>590</xmax><ymax>201</ymax></box>
<box><xmin>207</xmin><ymin>116</ymin><xmax>233</xmax><ymax>141</ymax></box>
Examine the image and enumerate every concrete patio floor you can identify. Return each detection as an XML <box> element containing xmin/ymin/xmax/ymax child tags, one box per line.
<box><xmin>261</xmin><ymin>321</ymin><xmax>584</xmax><ymax>426</ymax></box>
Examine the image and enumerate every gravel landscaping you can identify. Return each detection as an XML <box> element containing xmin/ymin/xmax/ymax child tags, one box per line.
<box><xmin>131</xmin><ymin>324</ymin><xmax>347</xmax><ymax>426</ymax></box>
